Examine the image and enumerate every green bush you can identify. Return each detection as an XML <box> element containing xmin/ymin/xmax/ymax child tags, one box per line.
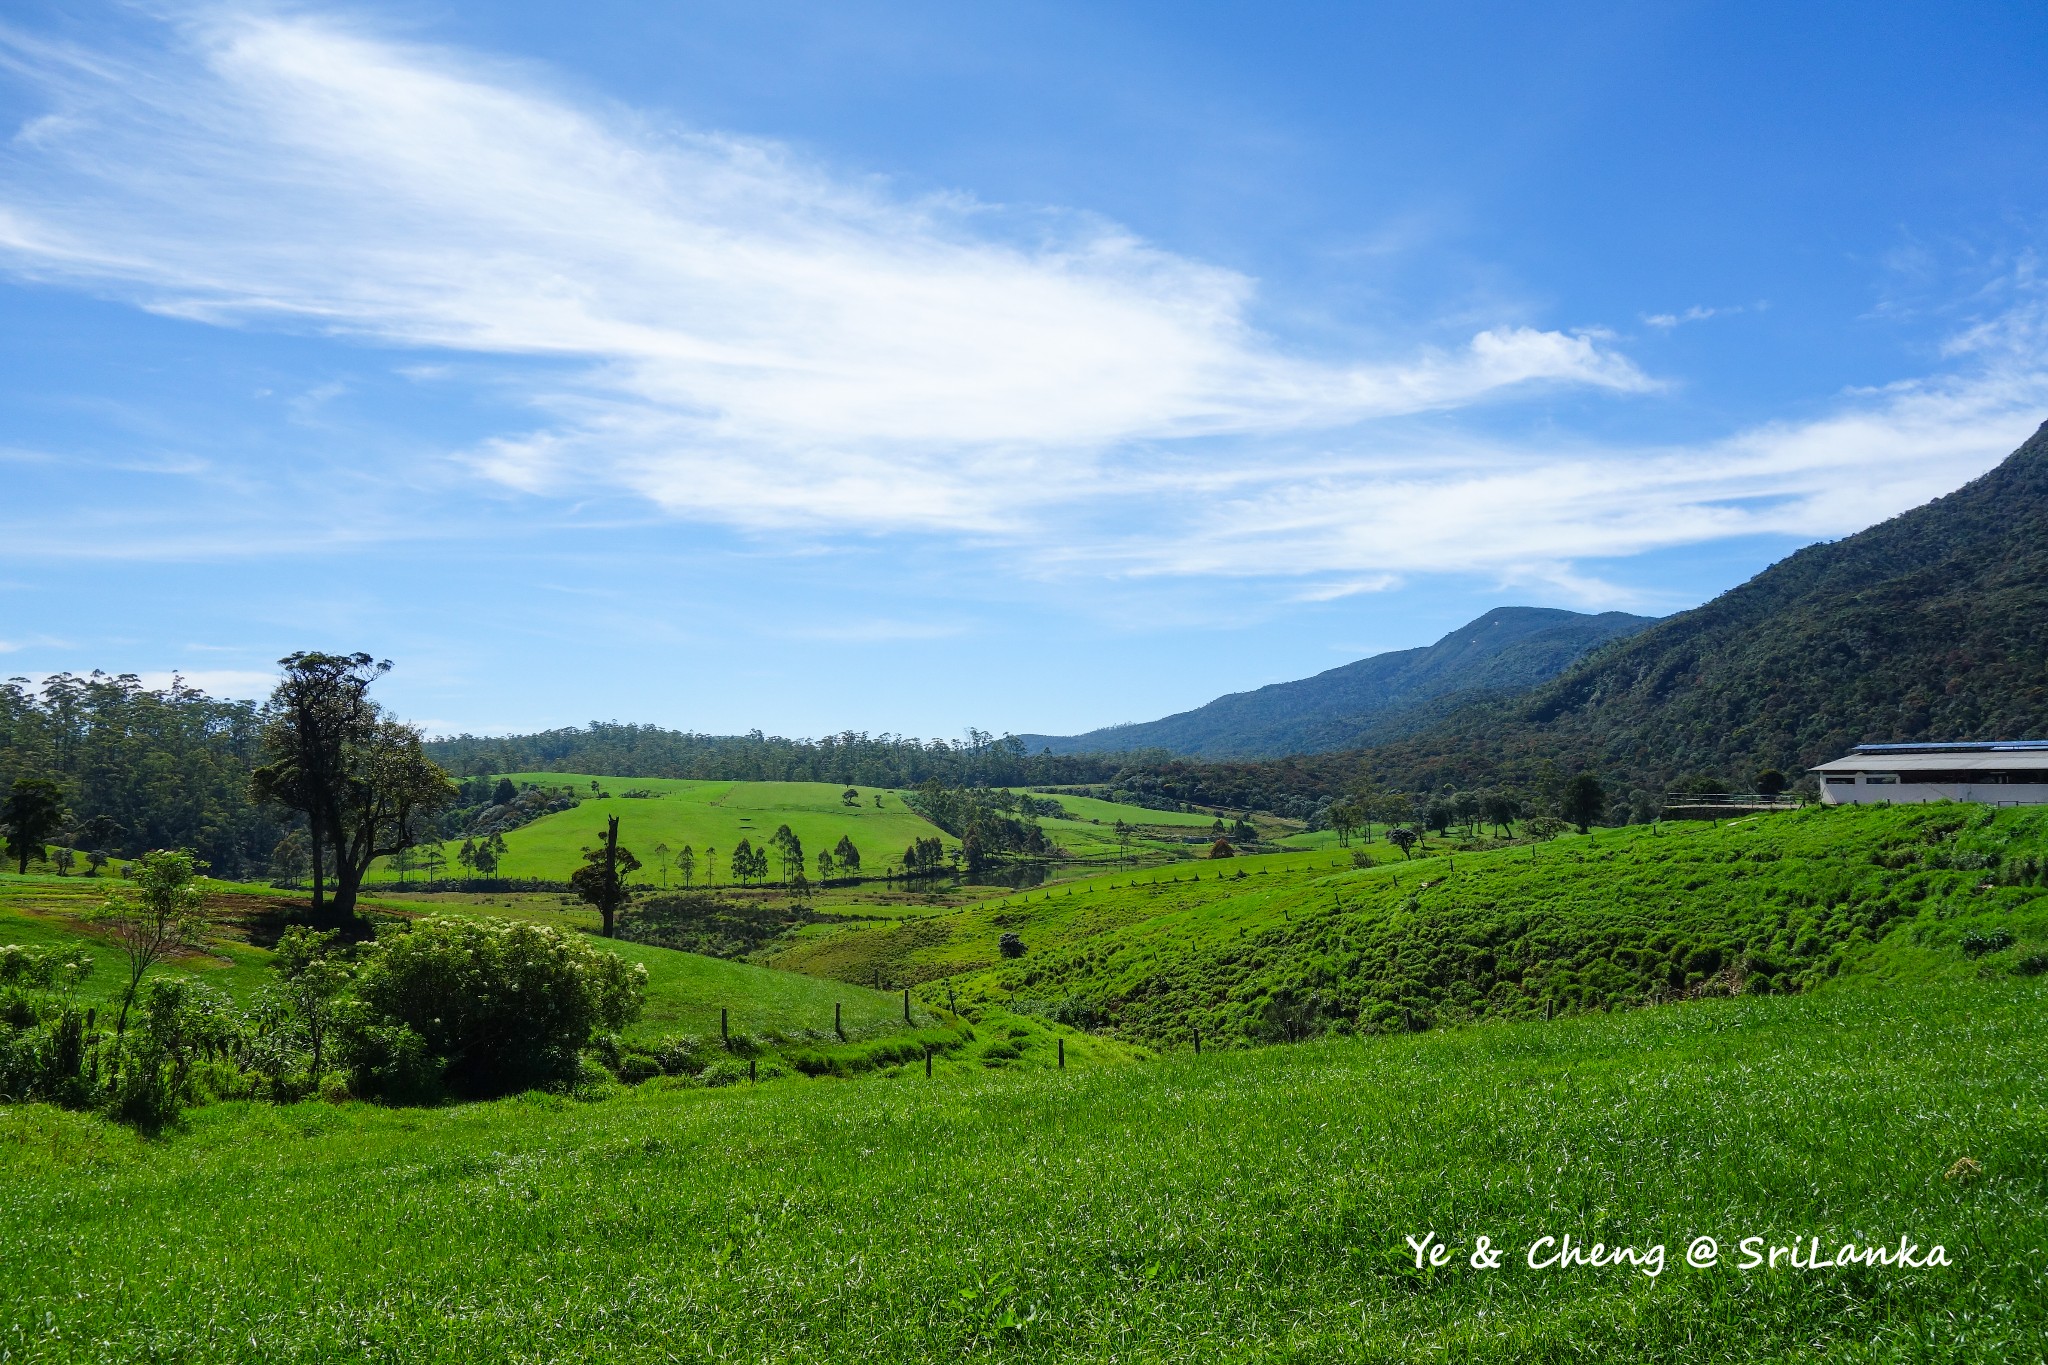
<box><xmin>1960</xmin><ymin>927</ymin><xmax>2016</xmax><ymax>958</ymax></box>
<box><xmin>347</xmin><ymin>918</ymin><xmax>646</xmax><ymax>1098</ymax></box>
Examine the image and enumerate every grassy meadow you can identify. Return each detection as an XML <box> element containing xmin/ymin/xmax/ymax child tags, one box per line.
<box><xmin>372</xmin><ymin>776</ymin><xmax>1267</xmax><ymax>886</ymax></box>
<box><xmin>2</xmin><ymin>976</ymin><xmax>2040</xmax><ymax>1362</ymax></box>
<box><xmin>372</xmin><ymin>776</ymin><xmax>952</xmax><ymax>886</ymax></box>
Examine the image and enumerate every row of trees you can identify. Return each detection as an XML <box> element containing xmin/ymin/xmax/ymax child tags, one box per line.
<box><xmin>1316</xmin><ymin>773</ymin><xmax>1614</xmax><ymax>849</ymax></box>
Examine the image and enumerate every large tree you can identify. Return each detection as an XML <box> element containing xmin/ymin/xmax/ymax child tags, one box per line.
<box><xmin>1559</xmin><ymin>772</ymin><xmax>1607</xmax><ymax>835</ymax></box>
<box><xmin>2</xmin><ymin>776</ymin><xmax>68</xmax><ymax>874</ymax></box>
<box><xmin>252</xmin><ymin>653</ymin><xmax>455</xmax><ymax>928</ymax></box>
<box><xmin>570</xmin><ymin>815</ymin><xmax>639</xmax><ymax>938</ymax></box>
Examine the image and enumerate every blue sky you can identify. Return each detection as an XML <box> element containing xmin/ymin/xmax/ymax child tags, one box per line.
<box><xmin>3</xmin><ymin>1</ymin><xmax>2046</xmax><ymax>739</ymax></box>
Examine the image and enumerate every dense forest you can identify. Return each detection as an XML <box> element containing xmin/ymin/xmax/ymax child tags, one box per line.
<box><xmin>423</xmin><ymin>723</ymin><xmax>1131</xmax><ymax>789</ymax></box>
<box><xmin>0</xmin><ymin>672</ymin><xmax>278</xmax><ymax>876</ymax></box>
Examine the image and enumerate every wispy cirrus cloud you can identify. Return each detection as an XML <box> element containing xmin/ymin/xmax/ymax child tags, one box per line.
<box><xmin>1100</xmin><ymin>326</ymin><xmax>2048</xmax><ymax>599</ymax></box>
<box><xmin>0</xmin><ymin>6</ymin><xmax>2043</xmax><ymax>601</ymax></box>
<box><xmin>0</xmin><ymin>7</ymin><xmax>1646</xmax><ymax>534</ymax></box>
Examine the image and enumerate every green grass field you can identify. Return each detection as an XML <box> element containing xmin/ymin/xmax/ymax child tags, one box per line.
<box><xmin>8</xmin><ymin>798</ymin><xmax>2046</xmax><ymax>1358</ymax></box>
<box><xmin>373</xmin><ymin>776</ymin><xmax>953</xmax><ymax>886</ymax></box>
<box><xmin>3</xmin><ymin>975</ymin><xmax>2039</xmax><ymax>1361</ymax></box>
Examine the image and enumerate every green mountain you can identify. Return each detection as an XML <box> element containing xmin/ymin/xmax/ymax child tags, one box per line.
<box><xmin>1351</xmin><ymin>418</ymin><xmax>2048</xmax><ymax>795</ymax></box>
<box><xmin>1021</xmin><ymin>606</ymin><xmax>1657</xmax><ymax>759</ymax></box>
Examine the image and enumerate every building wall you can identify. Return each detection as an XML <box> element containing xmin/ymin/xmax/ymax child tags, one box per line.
<box><xmin>1819</xmin><ymin>777</ymin><xmax>2048</xmax><ymax>806</ymax></box>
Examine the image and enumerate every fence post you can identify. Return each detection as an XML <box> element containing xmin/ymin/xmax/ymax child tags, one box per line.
<box><xmin>1058</xmin><ymin>1037</ymin><xmax>1065</xmax><ymax>1069</ymax></box>
<box><xmin>749</xmin><ymin>1057</ymin><xmax>756</xmax><ymax>1083</ymax></box>
<box><xmin>721</xmin><ymin>1006</ymin><xmax>729</xmax><ymax>1043</ymax></box>
<box><xmin>925</xmin><ymin>1047</ymin><xmax>932</xmax><ymax>1079</ymax></box>
<box><xmin>835</xmin><ymin>1002</ymin><xmax>844</xmax><ymax>1040</ymax></box>
<box><xmin>1193</xmin><ymin>1026</ymin><xmax>1201</xmax><ymax>1055</ymax></box>
<box><xmin>903</xmin><ymin>988</ymin><xmax>911</xmax><ymax>1023</ymax></box>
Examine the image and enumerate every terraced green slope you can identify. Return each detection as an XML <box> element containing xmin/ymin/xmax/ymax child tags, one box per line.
<box><xmin>772</xmin><ymin>804</ymin><xmax>2048</xmax><ymax>1046</ymax></box>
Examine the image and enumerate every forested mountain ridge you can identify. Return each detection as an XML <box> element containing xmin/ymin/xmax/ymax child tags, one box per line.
<box><xmin>1333</xmin><ymin>417</ymin><xmax>2048</xmax><ymax>794</ymax></box>
<box><xmin>1020</xmin><ymin>606</ymin><xmax>1658</xmax><ymax>759</ymax></box>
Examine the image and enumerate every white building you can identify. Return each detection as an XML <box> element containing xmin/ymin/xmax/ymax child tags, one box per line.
<box><xmin>1811</xmin><ymin>741</ymin><xmax>2048</xmax><ymax>806</ymax></box>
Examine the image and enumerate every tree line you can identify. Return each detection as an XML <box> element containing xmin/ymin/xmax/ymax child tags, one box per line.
<box><xmin>423</xmin><ymin>723</ymin><xmax>1129</xmax><ymax>788</ymax></box>
<box><xmin>0</xmin><ymin>672</ymin><xmax>278</xmax><ymax>876</ymax></box>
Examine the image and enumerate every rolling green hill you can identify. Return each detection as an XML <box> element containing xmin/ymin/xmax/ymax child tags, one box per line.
<box><xmin>7</xmin><ymin>790</ymin><xmax>2046</xmax><ymax>1359</ymax></box>
<box><xmin>375</xmin><ymin>776</ymin><xmax>953</xmax><ymax>885</ymax></box>
<box><xmin>772</xmin><ymin>803</ymin><xmax>2048</xmax><ymax>1047</ymax></box>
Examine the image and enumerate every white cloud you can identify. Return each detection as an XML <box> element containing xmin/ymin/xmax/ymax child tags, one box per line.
<box><xmin>0</xmin><ymin>7</ymin><xmax>1646</xmax><ymax>537</ymax></box>
<box><xmin>0</xmin><ymin>8</ymin><xmax>2041</xmax><ymax>598</ymax></box>
<box><xmin>1100</xmin><ymin>317</ymin><xmax>2048</xmax><ymax>586</ymax></box>
<box><xmin>130</xmin><ymin>668</ymin><xmax>276</xmax><ymax>698</ymax></box>
<box><xmin>1289</xmin><ymin>575</ymin><xmax>1403</xmax><ymax>602</ymax></box>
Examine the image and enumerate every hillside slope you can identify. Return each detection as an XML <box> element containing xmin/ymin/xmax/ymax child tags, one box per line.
<box><xmin>772</xmin><ymin>804</ymin><xmax>2048</xmax><ymax>1046</ymax></box>
<box><xmin>1021</xmin><ymin>606</ymin><xmax>1656</xmax><ymax>759</ymax></box>
<box><xmin>1346</xmin><ymin>420</ymin><xmax>2048</xmax><ymax>793</ymax></box>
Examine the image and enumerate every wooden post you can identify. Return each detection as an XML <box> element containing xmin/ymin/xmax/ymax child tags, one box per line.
<box><xmin>749</xmin><ymin>1057</ymin><xmax>756</xmax><ymax>1082</ymax></box>
<box><xmin>721</xmin><ymin>1007</ymin><xmax>729</xmax><ymax>1043</ymax></box>
<box><xmin>835</xmin><ymin>1002</ymin><xmax>844</xmax><ymax>1040</ymax></box>
<box><xmin>1193</xmin><ymin>1026</ymin><xmax>1201</xmax><ymax>1055</ymax></box>
<box><xmin>1058</xmin><ymin>1037</ymin><xmax>1065</xmax><ymax>1069</ymax></box>
<box><xmin>947</xmin><ymin>980</ymin><xmax>956</xmax><ymax>1013</ymax></box>
<box><xmin>925</xmin><ymin>1047</ymin><xmax>932</xmax><ymax>1079</ymax></box>
<box><xmin>1544</xmin><ymin>998</ymin><xmax>1552</xmax><ymax>1021</ymax></box>
<box><xmin>903</xmin><ymin>988</ymin><xmax>911</xmax><ymax>1023</ymax></box>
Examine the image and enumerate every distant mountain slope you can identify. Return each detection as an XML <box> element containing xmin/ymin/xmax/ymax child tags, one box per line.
<box><xmin>1348</xmin><ymin>417</ymin><xmax>2048</xmax><ymax>794</ymax></box>
<box><xmin>1021</xmin><ymin>606</ymin><xmax>1659</xmax><ymax>759</ymax></box>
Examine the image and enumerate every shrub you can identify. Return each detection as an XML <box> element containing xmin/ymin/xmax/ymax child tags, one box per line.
<box><xmin>999</xmin><ymin>933</ymin><xmax>1026</xmax><ymax>959</ymax></box>
<box><xmin>2013</xmin><ymin>950</ymin><xmax>2048</xmax><ymax>977</ymax></box>
<box><xmin>347</xmin><ymin>918</ymin><xmax>646</xmax><ymax>1097</ymax></box>
<box><xmin>1959</xmin><ymin>928</ymin><xmax>2015</xmax><ymax>958</ymax></box>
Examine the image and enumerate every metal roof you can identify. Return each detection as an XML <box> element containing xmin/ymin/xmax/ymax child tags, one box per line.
<box><xmin>1812</xmin><ymin>751</ymin><xmax>2048</xmax><ymax>774</ymax></box>
<box><xmin>1851</xmin><ymin>740</ymin><xmax>2048</xmax><ymax>753</ymax></box>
